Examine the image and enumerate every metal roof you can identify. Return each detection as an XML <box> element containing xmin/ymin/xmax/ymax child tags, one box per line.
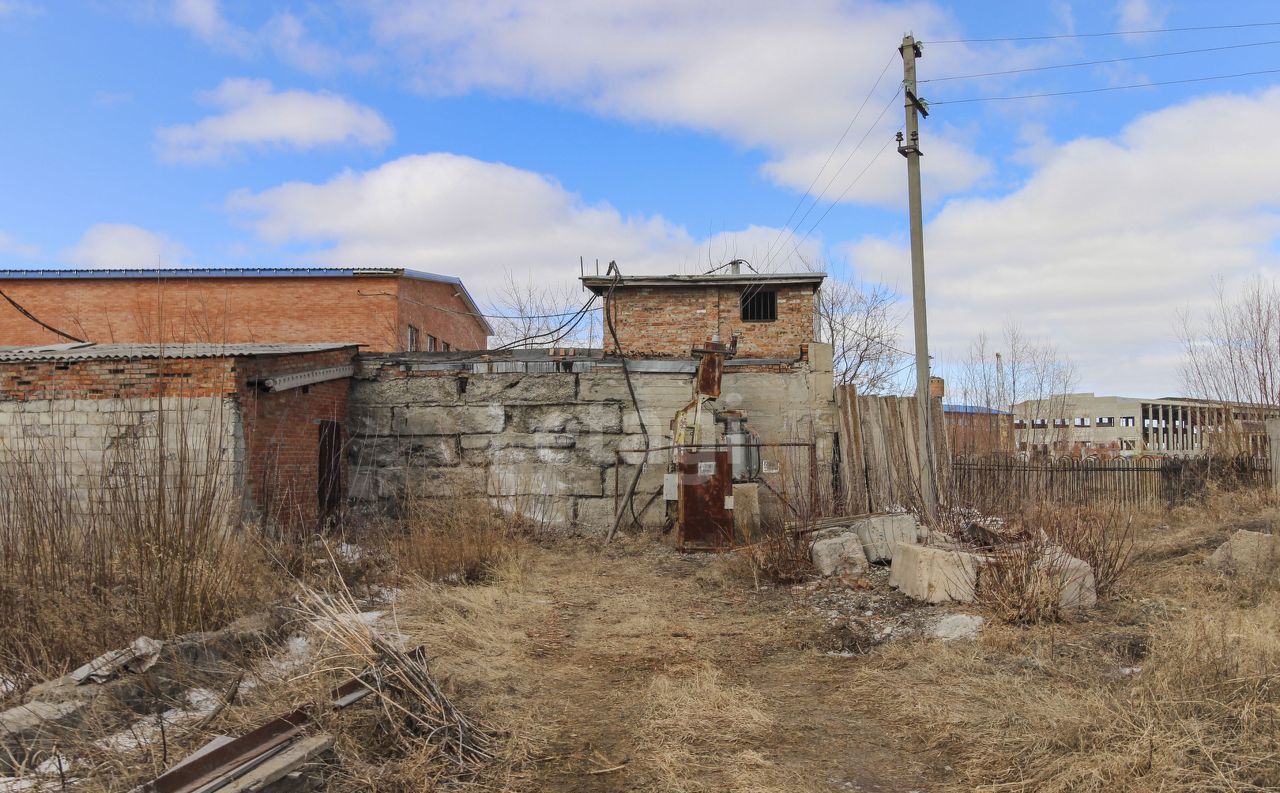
<box><xmin>0</xmin><ymin>267</ymin><xmax>494</xmax><ymax>336</ymax></box>
<box><xmin>943</xmin><ymin>403</ymin><xmax>1013</xmax><ymax>415</ymax></box>
<box><xmin>580</xmin><ymin>272</ymin><xmax>825</xmax><ymax>294</ymax></box>
<box><xmin>0</xmin><ymin>342</ymin><xmax>358</xmax><ymax>362</ymax></box>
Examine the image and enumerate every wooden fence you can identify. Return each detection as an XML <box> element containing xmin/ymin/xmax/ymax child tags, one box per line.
<box><xmin>834</xmin><ymin>387</ymin><xmax>949</xmax><ymax>515</ymax></box>
<box><xmin>951</xmin><ymin>453</ymin><xmax>1271</xmax><ymax>512</ymax></box>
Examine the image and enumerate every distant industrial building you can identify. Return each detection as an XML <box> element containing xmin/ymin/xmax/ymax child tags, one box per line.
<box><xmin>943</xmin><ymin>403</ymin><xmax>1015</xmax><ymax>455</ymax></box>
<box><xmin>0</xmin><ymin>267</ymin><xmax>492</xmax><ymax>352</ymax></box>
<box><xmin>1012</xmin><ymin>392</ymin><xmax>1279</xmax><ymax>456</ymax></box>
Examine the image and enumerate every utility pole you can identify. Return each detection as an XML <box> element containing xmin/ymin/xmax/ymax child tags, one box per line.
<box><xmin>898</xmin><ymin>34</ymin><xmax>938</xmax><ymax>523</ymax></box>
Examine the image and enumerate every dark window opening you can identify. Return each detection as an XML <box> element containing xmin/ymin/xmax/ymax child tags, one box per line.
<box><xmin>442</xmin><ymin>342</ymin><xmax>451</xmax><ymax>352</ymax></box>
<box><xmin>427</xmin><ymin>334</ymin><xmax>438</xmax><ymax>352</ymax></box>
<box><xmin>407</xmin><ymin>325</ymin><xmax>420</xmax><ymax>351</ymax></box>
<box><xmin>741</xmin><ymin>289</ymin><xmax>777</xmax><ymax>322</ymax></box>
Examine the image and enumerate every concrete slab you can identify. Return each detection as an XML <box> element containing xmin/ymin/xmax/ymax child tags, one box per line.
<box><xmin>1207</xmin><ymin>529</ymin><xmax>1280</xmax><ymax>577</ymax></box>
<box><xmin>889</xmin><ymin>542</ymin><xmax>982</xmax><ymax>604</ymax></box>
<box><xmin>1039</xmin><ymin>545</ymin><xmax>1097</xmax><ymax>608</ymax></box>
<box><xmin>811</xmin><ymin>533</ymin><xmax>868</xmax><ymax>577</ymax></box>
<box><xmin>852</xmin><ymin>514</ymin><xmax>918</xmax><ymax>563</ymax></box>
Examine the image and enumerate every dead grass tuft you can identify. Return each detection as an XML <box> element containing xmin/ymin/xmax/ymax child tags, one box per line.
<box><xmin>638</xmin><ymin>664</ymin><xmax>777</xmax><ymax>792</ymax></box>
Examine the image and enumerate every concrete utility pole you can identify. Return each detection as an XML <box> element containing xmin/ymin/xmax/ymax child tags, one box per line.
<box><xmin>898</xmin><ymin>34</ymin><xmax>938</xmax><ymax>523</ymax></box>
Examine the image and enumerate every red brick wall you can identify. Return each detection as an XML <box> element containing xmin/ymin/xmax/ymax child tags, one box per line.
<box><xmin>396</xmin><ymin>277</ymin><xmax>491</xmax><ymax>351</ymax></box>
<box><xmin>0</xmin><ymin>347</ymin><xmax>356</xmax><ymax>533</ymax></box>
<box><xmin>0</xmin><ymin>356</ymin><xmax>236</xmax><ymax>401</ymax></box>
<box><xmin>0</xmin><ymin>275</ymin><xmax>489</xmax><ymax>352</ymax></box>
<box><xmin>235</xmin><ymin>349</ymin><xmax>354</xmax><ymax>532</ymax></box>
<box><xmin>604</xmin><ymin>284</ymin><xmax>817</xmax><ymax>358</ymax></box>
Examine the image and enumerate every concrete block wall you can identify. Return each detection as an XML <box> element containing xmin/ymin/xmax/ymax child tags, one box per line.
<box><xmin>348</xmin><ymin>346</ymin><xmax>837</xmax><ymax>533</ymax></box>
<box><xmin>0</xmin><ymin>395</ymin><xmax>245</xmax><ymax>519</ymax></box>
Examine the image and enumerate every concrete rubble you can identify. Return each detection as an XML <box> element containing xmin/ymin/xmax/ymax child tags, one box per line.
<box><xmin>852</xmin><ymin>513</ymin><xmax>918</xmax><ymax>563</ymax></box>
<box><xmin>1207</xmin><ymin>529</ymin><xmax>1280</xmax><ymax>577</ymax></box>
<box><xmin>889</xmin><ymin>542</ymin><xmax>984</xmax><ymax>604</ymax></box>
<box><xmin>807</xmin><ymin>513</ymin><xmax>921</xmax><ymax>577</ymax></box>
<box><xmin>810</xmin><ymin>530</ymin><xmax>869</xmax><ymax>577</ymax></box>
<box><xmin>931</xmin><ymin>614</ymin><xmax>985</xmax><ymax>641</ymax></box>
<box><xmin>1039</xmin><ymin>545</ymin><xmax>1098</xmax><ymax>608</ymax></box>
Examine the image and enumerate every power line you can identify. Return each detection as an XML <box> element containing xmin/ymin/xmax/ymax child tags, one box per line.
<box><xmin>931</xmin><ymin>67</ymin><xmax>1280</xmax><ymax>105</ymax></box>
<box><xmin>929</xmin><ymin>20</ymin><xmax>1280</xmax><ymax>44</ymax></box>
<box><xmin>760</xmin><ymin>87</ymin><xmax>903</xmax><ymax>272</ymax></box>
<box><xmin>781</xmin><ymin>131</ymin><xmax>900</xmax><ymax>264</ymax></box>
<box><xmin>761</xmin><ymin>53</ymin><xmax>896</xmax><ymax>268</ymax></box>
<box><xmin>923</xmin><ymin>38</ymin><xmax>1280</xmax><ymax>83</ymax></box>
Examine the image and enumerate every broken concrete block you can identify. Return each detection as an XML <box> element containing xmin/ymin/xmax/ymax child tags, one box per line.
<box><xmin>811</xmin><ymin>533</ymin><xmax>869</xmax><ymax>577</ymax></box>
<box><xmin>1038</xmin><ymin>545</ymin><xmax>1097</xmax><ymax>608</ymax></box>
<box><xmin>1207</xmin><ymin>529</ymin><xmax>1280</xmax><ymax>577</ymax></box>
<box><xmin>889</xmin><ymin>542</ymin><xmax>982</xmax><ymax>604</ymax></box>
<box><xmin>852</xmin><ymin>513</ymin><xmax>918</xmax><ymax>563</ymax></box>
<box><xmin>932</xmin><ymin>614</ymin><xmax>984</xmax><ymax>640</ymax></box>
<box><xmin>0</xmin><ymin>699</ymin><xmax>86</xmax><ymax>753</ymax></box>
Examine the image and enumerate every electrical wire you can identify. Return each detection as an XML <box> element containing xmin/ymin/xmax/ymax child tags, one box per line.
<box><xmin>761</xmin><ymin>53</ymin><xmax>897</xmax><ymax>269</ymax></box>
<box><xmin>760</xmin><ymin>86</ymin><xmax>903</xmax><ymax>273</ymax></box>
<box><xmin>922</xmin><ymin>38</ymin><xmax>1280</xmax><ymax>82</ymax></box>
<box><xmin>767</xmin><ymin>130</ymin><xmax>900</xmax><ymax>276</ymax></box>
<box><xmin>930</xmin><ymin>67</ymin><xmax>1280</xmax><ymax>105</ymax></box>
<box><xmin>928</xmin><ymin>21</ymin><xmax>1280</xmax><ymax>44</ymax></box>
<box><xmin>603</xmin><ymin>261</ymin><xmax>650</xmax><ymax>541</ymax></box>
<box><xmin>357</xmin><ymin>289</ymin><xmax>598</xmax><ymax>320</ymax></box>
<box><xmin>490</xmin><ymin>293</ymin><xmax>599</xmax><ymax>351</ymax></box>
<box><xmin>0</xmin><ymin>288</ymin><xmax>87</xmax><ymax>343</ymax></box>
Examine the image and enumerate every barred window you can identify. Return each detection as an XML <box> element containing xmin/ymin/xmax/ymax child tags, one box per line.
<box><xmin>740</xmin><ymin>290</ymin><xmax>777</xmax><ymax>322</ymax></box>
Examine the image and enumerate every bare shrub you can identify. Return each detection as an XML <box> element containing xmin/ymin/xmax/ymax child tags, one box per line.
<box><xmin>741</xmin><ymin>518</ymin><xmax>814</xmax><ymax>586</ymax></box>
<box><xmin>0</xmin><ymin>400</ymin><xmax>278</xmax><ymax>681</ymax></box>
<box><xmin>976</xmin><ymin>535</ymin><xmax>1065</xmax><ymax>625</ymax></box>
<box><xmin>1037</xmin><ymin>505</ymin><xmax>1135</xmax><ymax>597</ymax></box>
<box><xmin>382</xmin><ymin>496</ymin><xmax>520</xmax><ymax>584</ymax></box>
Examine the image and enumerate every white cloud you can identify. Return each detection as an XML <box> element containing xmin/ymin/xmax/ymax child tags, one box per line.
<box><xmin>228</xmin><ymin>152</ymin><xmax>821</xmax><ymax>299</ymax></box>
<box><xmin>63</xmin><ymin>224</ymin><xmax>188</xmax><ymax>269</ymax></box>
<box><xmin>170</xmin><ymin>1</ymin><xmax>369</xmax><ymax>74</ymax></box>
<box><xmin>360</xmin><ymin>0</ymin><xmax>1029</xmax><ymax>207</ymax></box>
<box><xmin>1117</xmin><ymin>0</ymin><xmax>1166</xmax><ymax>31</ymax></box>
<box><xmin>156</xmin><ymin>78</ymin><xmax>393</xmax><ymax>164</ymax></box>
<box><xmin>171</xmin><ymin>0</ymin><xmax>250</xmax><ymax>54</ymax></box>
<box><xmin>846</xmin><ymin>86</ymin><xmax>1280</xmax><ymax>396</ymax></box>
<box><xmin>0</xmin><ymin>230</ymin><xmax>38</xmax><ymax>258</ymax></box>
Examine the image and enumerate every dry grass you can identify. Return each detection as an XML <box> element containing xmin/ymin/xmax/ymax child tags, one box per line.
<box><xmin>843</xmin><ymin>496</ymin><xmax>1280</xmax><ymax>792</ymax></box>
<box><xmin>0</xmin><ymin>405</ymin><xmax>281</xmax><ymax>683</ymax></box>
<box><xmin>382</xmin><ymin>495</ymin><xmax>521</xmax><ymax>584</ymax></box>
<box><xmin>638</xmin><ymin>664</ymin><xmax>778</xmax><ymax>792</ymax></box>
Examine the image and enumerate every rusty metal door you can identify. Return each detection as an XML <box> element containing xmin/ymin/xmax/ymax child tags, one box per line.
<box><xmin>676</xmin><ymin>449</ymin><xmax>734</xmax><ymax>550</ymax></box>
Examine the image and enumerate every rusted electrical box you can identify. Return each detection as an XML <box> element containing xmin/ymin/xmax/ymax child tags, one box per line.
<box><xmin>676</xmin><ymin>449</ymin><xmax>734</xmax><ymax>550</ymax></box>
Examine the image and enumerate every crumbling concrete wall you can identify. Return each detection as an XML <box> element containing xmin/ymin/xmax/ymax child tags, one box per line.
<box><xmin>0</xmin><ymin>396</ymin><xmax>246</xmax><ymax>520</ymax></box>
<box><xmin>348</xmin><ymin>345</ymin><xmax>836</xmax><ymax>532</ymax></box>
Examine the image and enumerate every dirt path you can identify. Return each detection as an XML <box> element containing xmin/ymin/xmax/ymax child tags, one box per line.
<box><xmin>395</xmin><ymin>537</ymin><xmax>937</xmax><ymax>792</ymax></box>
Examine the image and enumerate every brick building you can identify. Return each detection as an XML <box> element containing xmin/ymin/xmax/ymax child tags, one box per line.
<box><xmin>0</xmin><ymin>341</ymin><xmax>358</xmax><ymax>531</ymax></box>
<box><xmin>0</xmin><ymin>267</ymin><xmax>492</xmax><ymax>352</ymax></box>
<box><xmin>580</xmin><ymin>271</ymin><xmax>825</xmax><ymax>358</ymax></box>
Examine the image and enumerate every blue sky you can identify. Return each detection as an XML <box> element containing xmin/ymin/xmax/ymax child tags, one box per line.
<box><xmin>3</xmin><ymin>1</ymin><xmax>1280</xmax><ymax>396</ymax></box>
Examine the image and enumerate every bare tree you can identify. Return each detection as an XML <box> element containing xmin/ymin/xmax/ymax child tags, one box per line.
<box><xmin>954</xmin><ymin>324</ymin><xmax>1077</xmax><ymax>455</ymax></box>
<box><xmin>1177</xmin><ymin>276</ymin><xmax>1280</xmax><ymax>455</ymax></box>
<box><xmin>1179</xmin><ymin>276</ymin><xmax>1280</xmax><ymax>408</ymax></box>
<box><xmin>816</xmin><ymin>278</ymin><xmax>907</xmax><ymax>392</ymax></box>
<box><xmin>486</xmin><ymin>271</ymin><xmax>601</xmax><ymax>350</ymax></box>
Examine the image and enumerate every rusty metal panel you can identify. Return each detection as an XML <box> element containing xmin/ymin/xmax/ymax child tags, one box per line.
<box><xmin>676</xmin><ymin>449</ymin><xmax>734</xmax><ymax>550</ymax></box>
<box><xmin>696</xmin><ymin>352</ymin><xmax>723</xmax><ymax>398</ymax></box>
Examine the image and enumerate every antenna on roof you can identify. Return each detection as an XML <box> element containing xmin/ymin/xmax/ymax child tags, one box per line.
<box><xmin>580</xmin><ymin>256</ymin><xmax>585</xmax><ymax>290</ymax></box>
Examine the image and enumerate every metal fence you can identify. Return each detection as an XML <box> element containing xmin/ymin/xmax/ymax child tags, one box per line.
<box><xmin>950</xmin><ymin>453</ymin><xmax>1271</xmax><ymax>512</ymax></box>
